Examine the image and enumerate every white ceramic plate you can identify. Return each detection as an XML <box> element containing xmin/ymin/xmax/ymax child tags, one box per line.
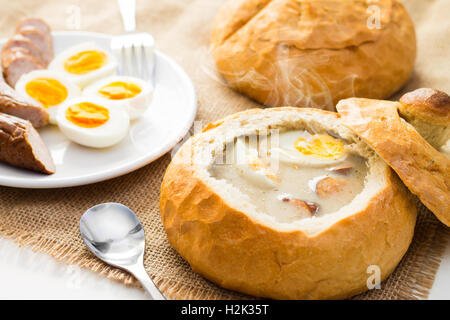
<box><xmin>0</xmin><ymin>31</ymin><xmax>197</xmax><ymax>188</ymax></box>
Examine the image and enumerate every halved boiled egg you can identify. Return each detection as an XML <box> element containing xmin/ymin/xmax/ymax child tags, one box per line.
<box><xmin>235</xmin><ymin>137</ymin><xmax>279</xmax><ymax>188</ymax></box>
<box><xmin>270</xmin><ymin>131</ymin><xmax>347</xmax><ymax>166</ymax></box>
<box><xmin>83</xmin><ymin>76</ymin><xmax>153</xmax><ymax>119</ymax></box>
<box><xmin>15</xmin><ymin>70</ymin><xmax>81</xmax><ymax>124</ymax></box>
<box><xmin>49</xmin><ymin>42</ymin><xmax>117</xmax><ymax>88</ymax></box>
<box><xmin>56</xmin><ymin>96</ymin><xmax>129</xmax><ymax>148</ymax></box>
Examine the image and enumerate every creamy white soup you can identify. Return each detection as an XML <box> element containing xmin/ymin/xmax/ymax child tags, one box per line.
<box><xmin>209</xmin><ymin>130</ymin><xmax>368</xmax><ymax>223</ymax></box>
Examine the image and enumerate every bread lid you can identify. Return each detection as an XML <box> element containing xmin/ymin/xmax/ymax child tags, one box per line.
<box><xmin>398</xmin><ymin>88</ymin><xmax>450</xmax><ymax>150</ymax></box>
<box><xmin>337</xmin><ymin>97</ymin><xmax>450</xmax><ymax>226</ymax></box>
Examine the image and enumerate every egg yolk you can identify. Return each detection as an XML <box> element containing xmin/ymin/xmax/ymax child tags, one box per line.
<box><xmin>294</xmin><ymin>134</ymin><xmax>344</xmax><ymax>158</ymax></box>
<box><xmin>65</xmin><ymin>102</ymin><xmax>109</xmax><ymax>128</ymax></box>
<box><xmin>98</xmin><ymin>81</ymin><xmax>142</xmax><ymax>100</ymax></box>
<box><xmin>64</xmin><ymin>50</ymin><xmax>107</xmax><ymax>74</ymax></box>
<box><xmin>25</xmin><ymin>78</ymin><xmax>68</xmax><ymax>108</ymax></box>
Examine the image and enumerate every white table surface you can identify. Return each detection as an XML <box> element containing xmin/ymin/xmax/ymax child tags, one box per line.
<box><xmin>0</xmin><ymin>236</ymin><xmax>448</xmax><ymax>300</ymax></box>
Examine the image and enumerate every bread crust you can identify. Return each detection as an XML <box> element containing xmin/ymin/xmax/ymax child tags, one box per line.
<box><xmin>210</xmin><ymin>0</ymin><xmax>416</xmax><ymax>110</ymax></box>
<box><xmin>160</xmin><ymin>108</ymin><xmax>417</xmax><ymax>299</ymax></box>
<box><xmin>337</xmin><ymin>98</ymin><xmax>450</xmax><ymax>226</ymax></box>
<box><xmin>399</xmin><ymin>88</ymin><xmax>450</xmax><ymax>126</ymax></box>
<box><xmin>398</xmin><ymin>88</ymin><xmax>450</xmax><ymax>149</ymax></box>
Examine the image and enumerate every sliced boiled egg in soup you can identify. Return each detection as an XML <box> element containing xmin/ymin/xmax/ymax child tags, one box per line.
<box><xmin>270</xmin><ymin>131</ymin><xmax>347</xmax><ymax>166</ymax></box>
<box><xmin>56</xmin><ymin>96</ymin><xmax>129</xmax><ymax>148</ymax></box>
<box><xmin>83</xmin><ymin>76</ymin><xmax>153</xmax><ymax>119</ymax></box>
<box><xmin>234</xmin><ymin>137</ymin><xmax>279</xmax><ymax>189</ymax></box>
<box><xmin>15</xmin><ymin>70</ymin><xmax>81</xmax><ymax>124</ymax></box>
<box><xmin>49</xmin><ymin>42</ymin><xmax>117</xmax><ymax>88</ymax></box>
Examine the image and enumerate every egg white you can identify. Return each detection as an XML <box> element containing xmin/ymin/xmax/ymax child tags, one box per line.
<box><xmin>56</xmin><ymin>96</ymin><xmax>130</xmax><ymax>148</ymax></box>
<box><xmin>270</xmin><ymin>131</ymin><xmax>348</xmax><ymax>166</ymax></box>
<box><xmin>15</xmin><ymin>70</ymin><xmax>81</xmax><ymax>125</ymax></box>
<box><xmin>235</xmin><ymin>137</ymin><xmax>279</xmax><ymax>189</ymax></box>
<box><xmin>49</xmin><ymin>42</ymin><xmax>117</xmax><ymax>88</ymax></box>
<box><xmin>83</xmin><ymin>76</ymin><xmax>153</xmax><ymax>120</ymax></box>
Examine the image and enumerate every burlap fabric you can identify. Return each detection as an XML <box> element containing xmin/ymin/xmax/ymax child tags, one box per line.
<box><xmin>0</xmin><ymin>0</ymin><xmax>448</xmax><ymax>300</ymax></box>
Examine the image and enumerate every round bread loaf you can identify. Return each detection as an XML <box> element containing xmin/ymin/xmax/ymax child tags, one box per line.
<box><xmin>398</xmin><ymin>88</ymin><xmax>450</xmax><ymax>151</ymax></box>
<box><xmin>160</xmin><ymin>107</ymin><xmax>417</xmax><ymax>299</ymax></box>
<box><xmin>210</xmin><ymin>0</ymin><xmax>416</xmax><ymax>110</ymax></box>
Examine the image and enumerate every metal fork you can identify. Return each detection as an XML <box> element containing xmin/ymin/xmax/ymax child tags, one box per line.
<box><xmin>111</xmin><ymin>0</ymin><xmax>155</xmax><ymax>85</ymax></box>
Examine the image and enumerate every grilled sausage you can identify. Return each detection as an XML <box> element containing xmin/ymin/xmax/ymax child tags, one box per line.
<box><xmin>316</xmin><ymin>177</ymin><xmax>348</xmax><ymax>199</ymax></box>
<box><xmin>2</xmin><ymin>47</ymin><xmax>44</xmax><ymax>87</ymax></box>
<box><xmin>280</xmin><ymin>195</ymin><xmax>319</xmax><ymax>217</ymax></box>
<box><xmin>1</xmin><ymin>34</ymin><xmax>44</xmax><ymax>65</ymax></box>
<box><xmin>15</xmin><ymin>18</ymin><xmax>51</xmax><ymax>37</ymax></box>
<box><xmin>18</xmin><ymin>27</ymin><xmax>53</xmax><ymax>65</ymax></box>
<box><xmin>0</xmin><ymin>112</ymin><xmax>55</xmax><ymax>174</ymax></box>
<box><xmin>0</xmin><ymin>81</ymin><xmax>49</xmax><ymax>128</ymax></box>
<box><xmin>2</xmin><ymin>17</ymin><xmax>54</xmax><ymax>87</ymax></box>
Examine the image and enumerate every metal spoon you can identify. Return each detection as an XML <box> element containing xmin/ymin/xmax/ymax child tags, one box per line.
<box><xmin>79</xmin><ymin>202</ymin><xmax>165</xmax><ymax>300</ymax></box>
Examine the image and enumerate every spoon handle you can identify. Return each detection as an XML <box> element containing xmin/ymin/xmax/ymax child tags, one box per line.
<box><xmin>129</xmin><ymin>264</ymin><xmax>166</xmax><ymax>300</ymax></box>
